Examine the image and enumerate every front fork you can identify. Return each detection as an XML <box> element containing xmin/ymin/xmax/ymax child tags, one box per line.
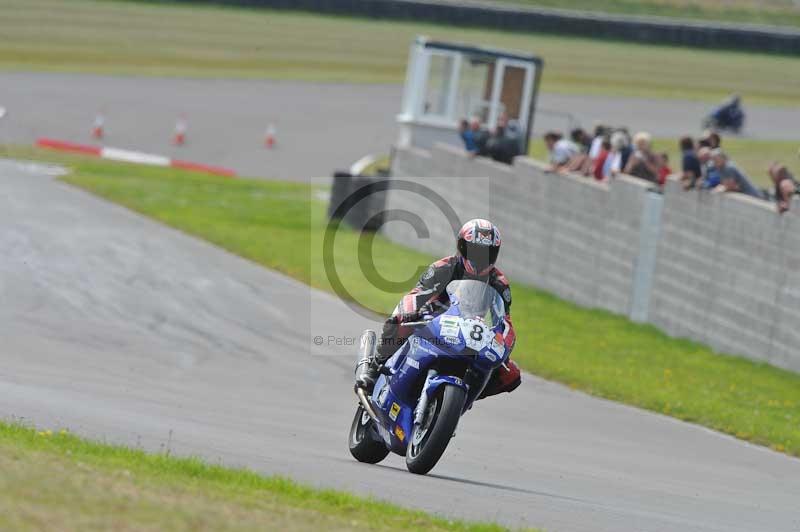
<box><xmin>414</xmin><ymin>369</ymin><xmax>437</xmax><ymax>426</ymax></box>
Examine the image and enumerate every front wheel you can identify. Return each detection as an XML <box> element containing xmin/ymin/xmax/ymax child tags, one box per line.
<box><xmin>349</xmin><ymin>405</ymin><xmax>390</xmax><ymax>464</ymax></box>
<box><xmin>405</xmin><ymin>384</ymin><xmax>466</xmax><ymax>475</ymax></box>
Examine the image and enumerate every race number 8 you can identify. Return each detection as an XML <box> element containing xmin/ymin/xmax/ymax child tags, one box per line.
<box><xmin>470</xmin><ymin>324</ymin><xmax>484</xmax><ymax>342</ymax></box>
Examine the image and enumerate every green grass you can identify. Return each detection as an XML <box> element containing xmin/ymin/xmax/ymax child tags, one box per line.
<box><xmin>6</xmin><ymin>144</ymin><xmax>798</xmax><ymax>458</ymax></box>
<box><xmin>486</xmin><ymin>0</ymin><xmax>800</xmax><ymax>29</ymax></box>
<box><xmin>0</xmin><ymin>421</ymin><xmax>519</xmax><ymax>531</ymax></box>
<box><xmin>529</xmin><ymin>136</ymin><xmax>800</xmax><ymax>189</ymax></box>
<box><xmin>2</xmin><ymin>0</ymin><xmax>800</xmax><ymax>105</ymax></box>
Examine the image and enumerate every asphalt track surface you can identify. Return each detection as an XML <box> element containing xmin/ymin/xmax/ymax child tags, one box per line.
<box><xmin>2</xmin><ymin>72</ymin><xmax>799</xmax><ymax>181</ymax></box>
<box><xmin>2</xmin><ymin>159</ymin><xmax>800</xmax><ymax>532</ymax></box>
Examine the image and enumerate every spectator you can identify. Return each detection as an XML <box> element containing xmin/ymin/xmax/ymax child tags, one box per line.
<box><xmin>458</xmin><ymin>119</ymin><xmax>477</xmax><ymax>154</ymax></box>
<box><xmin>562</xmin><ymin>127</ymin><xmax>593</xmax><ymax>174</ymax></box>
<box><xmin>619</xmin><ymin>130</ymin><xmax>633</xmax><ymax>169</ymax></box>
<box><xmin>469</xmin><ymin>117</ymin><xmax>490</xmax><ymax>157</ymax></box>
<box><xmin>700</xmin><ymin>130</ymin><xmax>721</xmax><ymax>149</ymax></box>
<box><xmin>624</xmin><ymin>131</ymin><xmax>661</xmax><ymax>184</ymax></box>
<box><xmin>679</xmin><ymin>136</ymin><xmax>703</xmax><ymax>189</ymax></box>
<box><xmin>570</xmin><ymin>128</ymin><xmax>592</xmax><ymax>153</ymax></box>
<box><xmin>588</xmin><ymin>124</ymin><xmax>608</xmax><ymax>160</ymax></box>
<box><xmin>769</xmin><ymin>163</ymin><xmax>798</xmax><ymax>213</ymax></box>
<box><xmin>711</xmin><ymin>149</ymin><xmax>763</xmax><ymax>199</ymax></box>
<box><xmin>697</xmin><ymin>147</ymin><xmax>720</xmax><ymax>189</ymax></box>
<box><xmin>658</xmin><ymin>152</ymin><xmax>672</xmax><ymax>186</ymax></box>
<box><xmin>486</xmin><ymin>112</ymin><xmax>521</xmax><ymax>164</ymax></box>
<box><xmin>592</xmin><ymin>138</ymin><xmax>611</xmax><ymax>181</ymax></box>
<box><xmin>604</xmin><ymin>130</ymin><xmax>632</xmax><ymax>179</ymax></box>
<box><xmin>544</xmin><ymin>131</ymin><xmax>579</xmax><ymax>171</ymax></box>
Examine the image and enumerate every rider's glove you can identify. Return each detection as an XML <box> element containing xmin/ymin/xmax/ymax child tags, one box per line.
<box><xmin>417</xmin><ymin>303</ymin><xmax>434</xmax><ymax>320</ymax></box>
<box><xmin>390</xmin><ymin>312</ymin><xmax>417</xmax><ymax>325</ymax></box>
<box><xmin>390</xmin><ymin>304</ymin><xmax>433</xmax><ymax>324</ymax></box>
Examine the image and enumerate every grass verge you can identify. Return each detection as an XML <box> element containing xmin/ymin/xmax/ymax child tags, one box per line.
<box><xmin>0</xmin><ymin>421</ymin><xmax>518</xmax><ymax>531</ymax></box>
<box><xmin>529</xmin><ymin>136</ymin><xmax>800</xmax><ymax>189</ymax></box>
<box><xmin>1</xmin><ymin>0</ymin><xmax>800</xmax><ymax>105</ymax></box>
<box><xmin>5</xmin><ymin>144</ymin><xmax>798</xmax><ymax>458</ymax></box>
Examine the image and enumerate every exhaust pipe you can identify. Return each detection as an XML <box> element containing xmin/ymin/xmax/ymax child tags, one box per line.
<box><xmin>354</xmin><ymin>329</ymin><xmax>377</xmax><ymax>384</ymax></box>
<box><xmin>358</xmin><ymin>329</ymin><xmax>377</xmax><ymax>360</ymax></box>
<box><xmin>354</xmin><ymin>329</ymin><xmax>379</xmax><ymax>422</ymax></box>
<box><xmin>355</xmin><ymin>386</ymin><xmax>379</xmax><ymax>423</ymax></box>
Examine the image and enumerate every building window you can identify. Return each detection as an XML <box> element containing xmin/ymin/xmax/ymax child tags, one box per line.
<box><xmin>422</xmin><ymin>53</ymin><xmax>455</xmax><ymax>118</ymax></box>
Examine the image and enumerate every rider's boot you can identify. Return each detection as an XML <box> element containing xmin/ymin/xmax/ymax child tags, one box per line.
<box><xmin>355</xmin><ymin>359</ymin><xmax>379</xmax><ymax>391</ymax></box>
<box><xmin>478</xmin><ymin>360</ymin><xmax>522</xmax><ymax>399</ymax></box>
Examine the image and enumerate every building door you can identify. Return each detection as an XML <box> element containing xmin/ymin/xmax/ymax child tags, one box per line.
<box><xmin>487</xmin><ymin>59</ymin><xmax>535</xmax><ymax>137</ymax></box>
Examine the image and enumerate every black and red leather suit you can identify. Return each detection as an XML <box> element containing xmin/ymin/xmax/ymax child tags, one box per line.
<box><xmin>377</xmin><ymin>255</ymin><xmax>521</xmax><ymax>398</ymax></box>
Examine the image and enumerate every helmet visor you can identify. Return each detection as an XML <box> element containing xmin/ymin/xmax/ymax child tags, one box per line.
<box><xmin>463</xmin><ymin>241</ymin><xmax>499</xmax><ymax>272</ymax></box>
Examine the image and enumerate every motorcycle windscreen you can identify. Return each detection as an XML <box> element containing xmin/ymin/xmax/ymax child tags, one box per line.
<box><xmin>445</xmin><ymin>279</ymin><xmax>505</xmax><ymax>325</ymax></box>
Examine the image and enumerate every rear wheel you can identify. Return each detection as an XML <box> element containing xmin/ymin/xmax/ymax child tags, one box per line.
<box><xmin>405</xmin><ymin>385</ymin><xmax>466</xmax><ymax>475</ymax></box>
<box><xmin>348</xmin><ymin>406</ymin><xmax>389</xmax><ymax>464</ymax></box>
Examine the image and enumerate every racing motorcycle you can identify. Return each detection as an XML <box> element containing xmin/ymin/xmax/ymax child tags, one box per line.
<box><xmin>348</xmin><ymin>279</ymin><xmax>511</xmax><ymax>475</ymax></box>
<box><xmin>702</xmin><ymin>97</ymin><xmax>745</xmax><ymax>133</ymax></box>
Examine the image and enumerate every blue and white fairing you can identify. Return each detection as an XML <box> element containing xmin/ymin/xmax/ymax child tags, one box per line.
<box><xmin>369</xmin><ymin>279</ymin><xmax>511</xmax><ymax>453</ymax></box>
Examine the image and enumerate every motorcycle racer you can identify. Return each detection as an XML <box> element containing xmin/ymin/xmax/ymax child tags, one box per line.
<box><xmin>356</xmin><ymin>218</ymin><xmax>521</xmax><ymax>398</ymax></box>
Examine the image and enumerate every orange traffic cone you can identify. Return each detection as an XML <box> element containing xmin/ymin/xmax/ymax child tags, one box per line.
<box><xmin>91</xmin><ymin>113</ymin><xmax>105</xmax><ymax>139</ymax></box>
<box><xmin>173</xmin><ymin>116</ymin><xmax>187</xmax><ymax>146</ymax></box>
<box><xmin>264</xmin><ymin>124</ymin><xmax>276</xmax><ymax>149</ymax></box>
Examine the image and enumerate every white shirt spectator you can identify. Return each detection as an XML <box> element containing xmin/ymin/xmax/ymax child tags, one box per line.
<box><xmin>603</xmin><ymin>151</ymin><xmax>623</xmax><ymax>179</ymax></box>
<box><xmin>550</xmin><ymin>139</ymin><xmax>580</xmax><ymax>166</ymax></box>
<box><xmin>589</xmin><ymin>136</ymin><xmax>604</xmax><ymax>159</ymax></box>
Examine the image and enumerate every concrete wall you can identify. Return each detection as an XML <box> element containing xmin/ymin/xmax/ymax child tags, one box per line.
<box><xmin>386</xmin><ymin>143</ymin><xmax>800</xmax><ymax>372</ymax></box>
<box><xmin>389</xmin><ymin>143</ymin><xmax>651</xmax><ymax>316</ymax></box>
<box><xmin>650</xmin><ymin>180</ymin><xmax>800</xmax><ymax>370</ymax></box>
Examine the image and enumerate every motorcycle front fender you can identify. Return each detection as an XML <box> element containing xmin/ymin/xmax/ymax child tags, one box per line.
<box><xmin>425</xmin><ymin>374</ymin><xmax>468</xmax><ymax>399</ymax></box>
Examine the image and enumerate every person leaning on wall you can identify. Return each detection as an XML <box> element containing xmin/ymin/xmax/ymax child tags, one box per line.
<box><xmin>769</xmin><ymin>162</ymin><xmax>799</xmax><ymax>214</ymax></box>
<box><xmin>711</xmin><ymin>149</ymin><xmax>763</xmax><ymax>199</ymax></box>
<box><xmin>543</xmin><ymin>130</ymin><xmax>579</xmax><ymax>172</ymax></box>
<box><xmin>624</xmin><ymin>131</ymin><xmax>662</xmax><ymax>185</ymax></box>
<box><xmin>679</xmin><ymin>136</ymin><xmax>703</xmax><ymax>190</ymax></box>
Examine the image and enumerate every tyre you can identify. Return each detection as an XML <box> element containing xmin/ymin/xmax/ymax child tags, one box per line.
<box><xmin>348</xmin><ymin>405</ymin><xmax>390</xmax><ymax>464</ymax></box>
<box><xmin>405</xmin><ymin>384</ymin><xmax>466</xmax><ymax>475</ymax></box>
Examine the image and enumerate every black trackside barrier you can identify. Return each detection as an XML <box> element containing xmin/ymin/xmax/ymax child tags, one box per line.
<box><xmin>328</xmin><ymin>171</ymin><xmax>355</xmax><ymax>221</ymax></box>
<box><xmin>156</xmin><ymin>0</ymin><xmax>800</xmax><ymax>55</ymax></box>
<box><xmin>329</xmin><ymin>173</ymin><xmax>390</xmax><ymax>232</ymax></box>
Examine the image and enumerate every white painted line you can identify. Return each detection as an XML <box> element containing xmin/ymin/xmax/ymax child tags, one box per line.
<box><xmin>101</xmin><ymin>147</ymin><xmax>170</xmax><ymax>167</ymax></box>
<box><xmin>10</xmin><ymin>160</ymin><xmax>69</xmax><ymax>177</ymax></box>
<box><xmin>36</xmin><ymin>137</ymin><xmax>235</xmax><ymax>177</ymax></box>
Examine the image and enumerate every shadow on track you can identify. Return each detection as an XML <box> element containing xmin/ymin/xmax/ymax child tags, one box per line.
<box><xmin>338</xmin><ymin>458</ymin><xmax>588</xmax><ymax>503</ymax></box>
<box><xmin>426</xmin><ymin>472</ymin><xmax>588</xmax><ymax>503</ymax></box>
